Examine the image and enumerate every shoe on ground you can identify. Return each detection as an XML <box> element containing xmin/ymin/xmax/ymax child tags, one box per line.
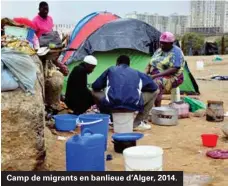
<box><xmin>109</xmin><ymin>123</ymin><xmax>113</xmax><ymax>129</ymax></box>
<box><xmin>133</xmin><ymin>121</ymin><xmax>151</xmax><ymax>131</ymax></box>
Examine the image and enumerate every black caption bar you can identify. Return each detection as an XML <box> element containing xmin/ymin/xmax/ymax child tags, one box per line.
<box><xmin>1</xmin><ymin>171</ymin><xmax>183</xmax><ymax>186</ymax></box>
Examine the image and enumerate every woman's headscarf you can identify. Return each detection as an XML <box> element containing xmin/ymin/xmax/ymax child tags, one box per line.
<box><xmin>160</xmin><ymin>32</ymin><xmax>175</xmax><ymax>43</ymax></box>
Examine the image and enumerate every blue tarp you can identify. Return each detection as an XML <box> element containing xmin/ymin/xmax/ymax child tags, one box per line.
<box><xmin>68</xmin><ymin>18</ymin><xmax>161</xmax><ymax>64</ymax></box>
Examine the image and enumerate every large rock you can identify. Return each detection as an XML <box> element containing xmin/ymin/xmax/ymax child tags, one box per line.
<box><xmin>1</xmin><ymin>55</ymin><xmax>45</xmax><ymax>170</ymax></box>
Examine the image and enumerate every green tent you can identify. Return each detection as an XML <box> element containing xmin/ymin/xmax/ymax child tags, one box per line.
<box><xmin>62</xmin><ymin>49</ymin><xmax>199</xmax><ymax>95</ymax></box>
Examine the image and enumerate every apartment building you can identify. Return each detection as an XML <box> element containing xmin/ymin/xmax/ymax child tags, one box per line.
<box><xmin>189</xmin><ymin>0</ymin><xmax>228</xmax><ymax>34</ymax></box>
<box><xmin>125</xmin><ymin>11</ymin><xmax>188</xmax><ymax>35</ymax></box>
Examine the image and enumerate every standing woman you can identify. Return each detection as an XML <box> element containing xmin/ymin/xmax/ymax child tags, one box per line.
<box><xmin>32</xmin><ymin>1</ymin><xmax>54</xmax><ymax>38</ymax></box>
<box><xmin>145</xmin><ymin>32</ymin><xmax>185</xmax><ymax>107</ymax></box>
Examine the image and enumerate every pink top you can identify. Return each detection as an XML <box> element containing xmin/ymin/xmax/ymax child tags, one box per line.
<box><xmin>32</xmin><ymin>14</ymin><xmax>54</xmax><ymax>38</ymax></box>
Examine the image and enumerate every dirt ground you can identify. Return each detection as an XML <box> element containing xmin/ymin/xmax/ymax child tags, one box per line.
<box><xmin>43</xmin><ymin>55</ymin><xmax>228</xmax><ymax>186</ymax></box>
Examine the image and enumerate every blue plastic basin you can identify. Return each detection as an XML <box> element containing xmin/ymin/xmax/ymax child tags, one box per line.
<box><xmin>54</xmin><ymin>114</ymin><xmax>78</xmax><ymax>131</ymax></box>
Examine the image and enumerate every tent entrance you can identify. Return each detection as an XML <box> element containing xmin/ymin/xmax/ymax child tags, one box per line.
<box><xmin>62</xmin><ymin>49</ymin><xmax>200</xmax><ymax>96</ymax></box>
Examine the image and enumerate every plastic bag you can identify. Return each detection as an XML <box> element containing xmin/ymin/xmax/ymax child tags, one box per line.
<box><xmin>183</xmin><ymin>96</ymin><xmax>206</xmax><ymax>113</ymax></box>
<box><xmin>1</xmin><ymin>62</ymin><xmax>19</xmax><ymax>91</ymax></box>
<box><xmin>1</xmin><ymin>48</ymin><xmax>37</xmax><ymax>94</ymax></box>
<box><xmin>213</xmin><ymin>55</ymin><xmax>223</xmax><ymax>62</ymax></box>
<box><xmin>39</xmin><ymin>31</ymin><xmax>62</xmax><ymax>48</ymax></box>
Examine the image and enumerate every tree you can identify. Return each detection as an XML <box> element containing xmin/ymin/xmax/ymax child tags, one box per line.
<box><xmin>181</xmin><ymin>32</ymin><xmax>205</xmax><ymax>55</ymax></box>
<box><xmin>216</xmin><ymin>35</ymin><xmax>228</xmax><ymax>54</ymax></box>
<box><xmin>221</xmin><ymin>35</ymin><xmax>225</xmax><ymax>55</ymax></box>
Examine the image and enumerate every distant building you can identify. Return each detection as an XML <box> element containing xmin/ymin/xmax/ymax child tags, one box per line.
<box><xmin>168</xmin><ymin>13</ymin><xmax>189</xmax><ymax>36</ymax></box>
<box><xmin>189</xmin><ymin>0</ymin><xmax>228</xmax><ymax>34</ymax></box>
<box><xmin>125</xmin><ymin>11</ymin><xmax>188</xmax><ymax>35</ymax></box>
<box><xmin>53</xmin><ymin>24</ymin><xmax>75</xmax><ymax>34</ymax></box>
<box><xmin>221</xmin><ymin>1</ymin><xmax>228</xmax><ymax>33</ymax></box>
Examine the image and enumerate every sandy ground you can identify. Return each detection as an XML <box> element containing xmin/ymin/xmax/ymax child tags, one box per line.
<box><xmin>43</xmin><ymin>55</ymin><xmax>228</xmax><ymax>186</ymax></box>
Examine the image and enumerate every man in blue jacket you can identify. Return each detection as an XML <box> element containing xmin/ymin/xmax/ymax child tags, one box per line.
<box><xmin>92</xmin><ymin>55</ymin><xmax>159</xmax><ymax>131</ymax></box>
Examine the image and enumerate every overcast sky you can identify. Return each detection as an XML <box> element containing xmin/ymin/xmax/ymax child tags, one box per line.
<box><xmin>1</xmin><ymin>1</ymin><xmax>190</xmax><ymax>24</ymax></box>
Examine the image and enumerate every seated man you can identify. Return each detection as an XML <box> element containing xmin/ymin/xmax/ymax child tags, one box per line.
<box><xmin>65</xmin><ymin>55</ymin><xmax>97</xmax><ymax>115</ymax></box>
<box><xmin>92</xmin><ymin>55</ymin><xmax>159</xmax><ymax>131</ymax></box>
<box><xmin>32</xmin><ymin>1</ymin><xmax>54</xmax><ymax>38</ymax></box>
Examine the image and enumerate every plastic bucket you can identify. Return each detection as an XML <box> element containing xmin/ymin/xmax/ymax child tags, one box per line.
<box><xmin>123</xmin><ymin>145</ymin><xmax>163</xmax><ymax>171</ymax></box>
<box><xmin>171</xmin><ymin>87</ymin><xmax>181</xmax><ymax>102</ymax></box>
<box><xmin>53</xmin><ymin>114</ymin><xmax>78</xmax><ymax>131</ymax></box>
<box><xmin>77</xmin><ymin>114</ymin><xmax>110</xmax><ymax>151</ymax></box>
<box><xmin>201</xmin><ymin>134</ymin><xmax>218</xmax><ymax>147</ymax></box>
<box><xmin>112</xmin><ymin>112</ymin><xmax>134</xmax><ymax>133</ymax></box>
<box><xmin>112</xmin><ymin>140</ymin><xmax>136</xmax><ymax>154</ymax></box>
<box><xmin>196</xmin><ymin>61</ymin><xmax>204</xmax><ymax>71</ymax></box>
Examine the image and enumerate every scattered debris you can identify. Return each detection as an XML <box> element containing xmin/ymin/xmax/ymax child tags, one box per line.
<box><xmin>106</xmin><ymin>154</ymin><xmax>113</xmax><ymax>161</ymax></box>
<box><xmin>184</xmin><ymin>173</ymin><xmax>213</xmax><ymax>186</ymax></box>
<box><xmin>211</xmin><ymin>76</ymin><xmax>228</xmax><ymax>81</ymax></box>
<box><xmin>143</xmin><ymin>134</ymin><xmax>151</xmax><ymax>137</ymax></box>
<box><xmin>57</xmin><ymin>136</ymin><xmax>67</xmax><ymax>141</ymax></box>
<box><xmin>222</xmin><ymin>124</ymin><xmax>228</xmax><ymax>137</ymax></box>
<box><xmin>224</xmin><ymin>111</ymin><xmax>228</xmax><ymax>117</ymax></box>
<box><xmin>181</xmin><ymin>163</ymin><xmax>191</xmax><ymax>167</ymax></box>
<box><xmin>196</xmin><ymin>74</ymin><xmax>219</xmax><ymax>81</ymax></box>
<box><xmin>192</xmin><ymin>109</ymin><xmax>206</xmax><ymax>118</ymax></box>
<box><xmin>206</xmin><ymin>149</ymin><xmax>228</xmax><ymax>159</ymax></box>
<box><xmin>213</xmin><ymin>55</ymin><xmax>223</xmax><ymax>62</ymax></box>
<box><xmin>163</xmin><ymin>146</ymin><xmax>172</xmax><ymax>150</ymax></box>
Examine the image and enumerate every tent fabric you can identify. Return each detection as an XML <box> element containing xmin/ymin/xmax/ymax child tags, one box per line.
<box><xmin>68</xmin><ymin>18</ymin><xmax>161</xmax><ymax>64</ymax></box>
<box><xmin>62</xmin><ymin>49</ymin><xmax>200</xmax><ymax>96</ymax></box>
<box><xmin>61</xmin><ymin>14</ymin><xmax>199</xmax><ymax>96</ymax></box>
<box><xmin>62</xmin><ymin>49</ymin><xmax>151</xmax><ymax>94</ymax></box>
<box><xmin>69</xmin><ymin>12</ymin><xmax>98</xmax><ymax>42</ymax></box>
<box><xmin>179</xmin><ymin>62</ymin><xmax>199</xmax><ymax>95</ymax></box>
<box><xmin>61</xmin><ymin>12</ymin><xmax>119</xmax><ymax>64</ymax></box>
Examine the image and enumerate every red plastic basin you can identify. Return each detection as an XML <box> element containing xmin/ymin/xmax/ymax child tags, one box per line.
<box><xmin>201</xmin><ymin>134</ymin><xmax>218</xmax><ymax>147</ymax></box>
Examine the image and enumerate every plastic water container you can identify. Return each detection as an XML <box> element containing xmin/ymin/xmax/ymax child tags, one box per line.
<box><xmin>112</xmin><ymin>112</ymin><xmax>134</xmax><ymax>133</ymax></box>
<box><xmin>53</xmin><ymin>114</ymin><xmax>78</xmax><ymax>131</ymax></box>
<box><xmin>171</xmin><ymin>87</ymin><xmax>181</xmax><ymax>103</ymax></box>
<box><xmin>123</xmin><ymin>146</ymin><xmax>163</xmax><ymax>171</ymax></box>
<box><xmin>66</xmin><ymin>128</ymin><xmax>105</xmax><ymax>171</ymax></box>
<box><xmin>77</xmin><ymin>114</ymin><xmax>110</xmax><ymax>151</ymax></box>
<box><xmin>196</xmin><ymin>60</ymin><xmax>204</xmax><ymax>71</ymax></box>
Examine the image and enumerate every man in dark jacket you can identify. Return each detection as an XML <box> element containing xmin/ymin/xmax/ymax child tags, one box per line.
<box><xmin>65</xmin><ymin>55</ymin><xmax>97</xmax><ymax>115</ymax></box>
<box><xmin>92</xmin><ymin>55</ymin><xmax>159</xmax><ymax>131</ymax></box>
